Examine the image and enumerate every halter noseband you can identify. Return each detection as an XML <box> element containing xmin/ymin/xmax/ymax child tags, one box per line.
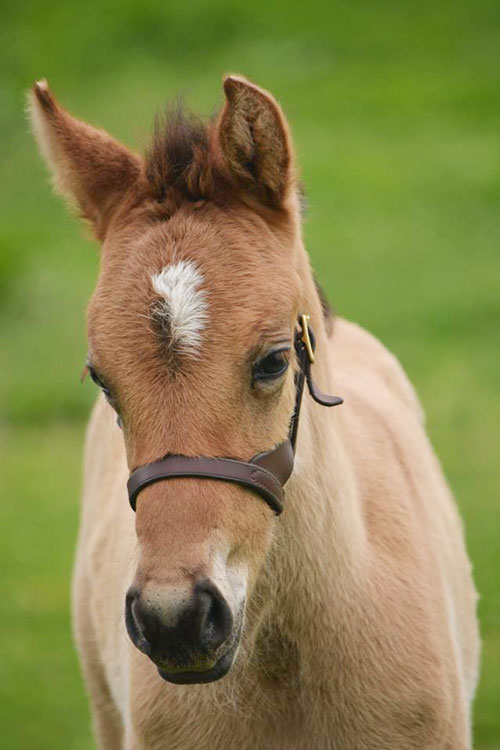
<box><xmin>127</xmin><ymin>315</ymin><xmax>343</xmax><ymax>515</ymax></box>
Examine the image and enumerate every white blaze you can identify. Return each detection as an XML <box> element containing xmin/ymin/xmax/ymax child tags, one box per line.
<box><xmin>151</xmin><ymin>260</ymin><xmax>208</xmax><ymax>354</ymax></box>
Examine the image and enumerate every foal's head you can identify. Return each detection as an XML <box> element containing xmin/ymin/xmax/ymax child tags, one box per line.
<box><xmin>30</xmin><ymin>76</ymin><xmax>318</xmax><ymax>683</ymax></box>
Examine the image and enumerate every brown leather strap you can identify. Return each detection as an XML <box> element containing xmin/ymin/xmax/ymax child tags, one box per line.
<box><xmin>127</xmin><ymin>453</ymin><xmax>287</xmax><ymax>515</ymax></box>
<box><xmin>250</xmin><ymin>439</ymin><xmax>295</xmax><ymax>485</ymax></box>
<box><xmin>304</xmin><ymin>356</ymin><xmax>344</xmax><ymax>408</ymax></box>
<box><xmin>289</xmin><ymin>325</ymin><xmax>343</xmax><ymax>446</ymax></box>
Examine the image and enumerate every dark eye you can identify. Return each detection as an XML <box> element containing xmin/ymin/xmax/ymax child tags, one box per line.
<box><xmin>86</xmin><ymin>363</ymin><xmax>121</xmax><ymax>427</ymax></box>
<box><xmin>253</xmin><ymin>349</ymin><xmax>290</xmax><ymax>382</ymax></box>
<box><xmin>87</xmin><ymin>365</ymin><xmax>113</xmax><ymax>401</ymax></box>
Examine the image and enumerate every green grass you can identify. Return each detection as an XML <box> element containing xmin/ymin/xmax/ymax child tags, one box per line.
<box><xmin>1</xmin><ymin>1</ymin><xmax>499</xmax><ymax>747</ymax></box>
<box><xmin>0</xmin><ymin>427</ymin><xmax>91</xmax><ymax>750</ymax></box>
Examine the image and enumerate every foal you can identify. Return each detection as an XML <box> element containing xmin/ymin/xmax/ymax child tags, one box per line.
<box><xmin>30</xmin><ymin>75</ymin><xmax>479</xmax><ymax>749</ymax></box>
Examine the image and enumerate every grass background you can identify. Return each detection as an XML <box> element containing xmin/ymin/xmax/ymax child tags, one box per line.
<box><xmin>1</xmin><ymin>0</ymin><xmax>499</xmax><ymax>747</ymax></box>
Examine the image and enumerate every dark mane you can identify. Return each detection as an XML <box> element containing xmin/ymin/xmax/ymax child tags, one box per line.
<box><xmin>145</xmin><ymin>102</ymin><xmax>213</xmax><ymax>205</ymax></box>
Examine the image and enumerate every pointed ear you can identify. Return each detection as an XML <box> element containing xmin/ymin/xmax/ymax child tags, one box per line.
<box><xmin>215</xmin><ymin>75</ymin><xmax>295</xmax><ymax>209</ymax></box>
<box><xmin>27</xmin><ymin>80</ymin><xmax>143</xmax><ymax>238</ymax></box>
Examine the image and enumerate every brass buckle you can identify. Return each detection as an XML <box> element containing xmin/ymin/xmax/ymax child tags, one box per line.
<box><xmin>300</xmin><ymin>314</ymin><xmax>315</xmax><ymax>364</ymax></box>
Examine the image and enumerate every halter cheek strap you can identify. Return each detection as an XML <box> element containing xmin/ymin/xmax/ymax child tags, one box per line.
<box><xmin>127</xmin><ymin>315</ymin><xmax>343</xmax><ymax>515</ymax></box>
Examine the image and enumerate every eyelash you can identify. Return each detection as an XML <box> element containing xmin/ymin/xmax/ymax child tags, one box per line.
<box><xmin>86</xmin><ymin>365</ymin><xmax>122</xmax><ymax>427</ymax></box>
<box><xmin>87</xmin><ymin>365</ymin><xmax>113</xmax><ymax>401</ymax></box>
<box><xmin>252</xmin><ymin>348</ymin><xmax>290</xmax><ymax>382</ymax></box>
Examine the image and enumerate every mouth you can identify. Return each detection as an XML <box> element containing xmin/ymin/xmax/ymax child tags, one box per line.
<box><xmin>158</xmin><ymin>642</ymin><xmax>238</xmax><ymax>684</ymax></box>
<box><xmin>126</xmin><ymin>588</ymin><xmax>244</xmax><ymax>685</ymax></box>
<box><xmin>157</xmin><ymin>617</ymin><xmax>243</xmax><ymax>685</ymax></box>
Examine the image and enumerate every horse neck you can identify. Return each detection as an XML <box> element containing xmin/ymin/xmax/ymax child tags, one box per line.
<box><xmin>288</xmin><ymin>354</ymin><xmax>365</xmax><ymax>563</ymax></box>
<box><xmin>254</xmin><ymin>273</ymin><xmax>368</xmax><ymax>669</ymax></box>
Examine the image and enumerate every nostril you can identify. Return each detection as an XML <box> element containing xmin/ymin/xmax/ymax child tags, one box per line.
<box><xmin>125</xmin><ymin>589</ymin><xmax>151</xmax><ymax>656</ymax></box>
<box><xmin>125</xmin><ymin>581</ymin><xmax>234</xmax><ymax>667</ymax></box>
<box><xmin>194</xmin><ymin>590</ymin><xmax>213</xmax><ymax>641</ymax></box>
<box><xmin>194</xmin><ymin>580</ymin><xmax>233</xmax><ymax>651</ymax></box>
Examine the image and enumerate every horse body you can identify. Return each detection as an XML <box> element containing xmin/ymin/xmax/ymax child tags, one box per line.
<box><xmin>29</xmin><ymin>75</ymin><xmax>479</xmax><ymax>749</ymax></box>
<box><xmin>74</xmin><ymin>316</ymin><xmax>478</xmax><ymax>749</ymax></box>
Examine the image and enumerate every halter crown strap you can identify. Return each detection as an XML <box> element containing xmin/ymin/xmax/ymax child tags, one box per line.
<box><xmin>127</xmin><ymin>316</ymin><xmax>342</xmax><ymax>515</ymax></box>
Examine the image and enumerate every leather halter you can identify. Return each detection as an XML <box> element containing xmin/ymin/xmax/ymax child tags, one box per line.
<box><xmin>127</xmin><ymin>315</ymin><xmax>343</xmax><ymax>515</ymax></box>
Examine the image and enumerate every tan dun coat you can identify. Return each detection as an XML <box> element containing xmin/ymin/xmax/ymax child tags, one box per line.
<box><xmin>29</xmin><ymin>75</ymin><xmax>479</xmax><ymax>750</ymax></box>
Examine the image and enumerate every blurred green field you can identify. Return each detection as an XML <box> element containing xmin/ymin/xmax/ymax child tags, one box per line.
<box><xmin>1</xmin><ymin>1</ymin><xmax>499</xmax><ymax>747</ymax></box>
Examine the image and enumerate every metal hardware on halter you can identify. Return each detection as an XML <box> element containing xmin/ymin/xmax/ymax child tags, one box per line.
<box><xmin>299</xmin><ymin>313</ymin><xmax>315</xmax><ymax>364</ymax></box>
<box><xmin>127</xmin><ymin>315</ymin><xmax>343</xmax><ymax>516</ymax></box>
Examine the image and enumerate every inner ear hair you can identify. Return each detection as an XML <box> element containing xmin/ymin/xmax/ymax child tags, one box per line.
<box><xmin>217</xmin><ymin>75</ymin><xmax>294</xmax><ymax>209</ymax></box>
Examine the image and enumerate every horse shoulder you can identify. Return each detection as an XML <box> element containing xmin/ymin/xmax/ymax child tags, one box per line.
<box><xmin>328</xmin><ymin>317</ymin><xmax>480</xmax><ymax>727</ymax></box>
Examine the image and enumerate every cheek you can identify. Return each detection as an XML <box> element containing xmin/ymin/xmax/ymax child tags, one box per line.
<box><xmin>252</xmin><ymin>371</ymin><xmax>296</xmax><ymax>441</ymax></box>
<box><xmin>209</xmin><ymin>543</ymin><xmax>249</xmax><ymax>617</ymax></box>
<box><xmin>224</xmin><ymin>498</ymin><xmax>276</xmax><ymax>589</ymax></box>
